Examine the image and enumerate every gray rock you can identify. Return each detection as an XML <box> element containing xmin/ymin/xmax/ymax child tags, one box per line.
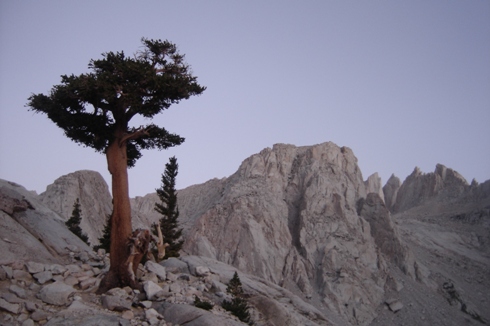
<box><xmin>24</xmin><ymin>301</ymin><xmax>39</xmax><ymax>312</ymax></box>
<box><xmin>45</xmin><ymin>314</ymin><xmax>129</xmax><ymax>326</ymax></box>
<box><xmin>13</xmin><ymin>270</ymin><xmax>33</xmax><ymax>282</ymax></box>
<box><xmin>38</xmin><ymin>281</ymin><xmax>75</xmax><ymax>306</ymax></box>
<box><xmin>357</xmin><ymin>193</ymin><xmax>416</xmax><ymax>277</ymax></box>
<box><xmin>9</xmin><ymin>284</ymin><xmax>27</xmax><ymax>299</ymax></box>
<box><xmin>79</xmin><ymin>277</ymin><xmax>97</xmax><ymax>290</ymax></box>
<box><xmin>154</xmin><ymin>302</ymin><xmax>244</xmax><ymax>326</ymax></box>
<box><xmin>33</xmin><ymin>271</ymin><xmax>53</xmax><ymax>284</ymax></box>
<box><xmin>393</xmin><ymin>164</ymin><xmax>469</xmax><ymax>213</ymax></box>
<box><xmin>169</xmin><ymin>282</ymin><xmax>182</xmax><ymax>294</ymax></box>
<box><xmin>1</xmin><ymin>292</ymin><xmax>23</xmax><ymax>304</ymax></box>
<box><xmin>160</xmin><ymin>257</ymin><xmax>190</xmax><ymax>274</ymax></box>
<box><xmin>100</xmin><ymin>295</ymin><xmax>132</xmax><ymax>312</ymax></box>
<box><xmin>0</xmin><ymin>297</ymin><xmax>20</xmax><ymax>314</ymax></box>
<box><xmin>21</xmin><ymin>319</ymin><xmax>35</xmax><ymax>326</ymax></box>
<box><xmin>65</xmin><ymin>264</ymin><xmax>83</xmax><ymax>274</ymax></box>
<box><xmin>140</xmin><ymin>300</ymin><xmax>152</xmax><ymax>308</ymax></box>
<box><xmin>365</xmin><ymin>172</ymin><xmax>385</xmax><ymax>202</ymax></box>
<box><xmin>45</xmin><ymin>264</ymin><xmax>66</xmax><ymax>275</ymax></box>
<box><xmin>383</xmin><ymin>174</ymin><xmax>401</xmax><ymax>212</ymax></box>
<box><xmin>2</xmin><ymin>265</ymin><xmax>13</xmax><ymax>279</ymax></box>
<box><xmin>388</xmin><ymin>300</ymin><xmax>404</xmax><ymax>312</ymax></box>
<box><xmin>31</xmin><ymin>310</ymin><xmax>49</xmax><ymax>322</ymax></box>
<box><xmin>0</xmin><ymin>180</ymin><xmax>93</xmax><ymax>263</ymax></box>
<box><xmin>144</xmin><ymin>260</ymin><xmax>166</xmax><ymax>281</ymax></box>
<box><xmin>0</xmin><ymin>267</ymin><xmax>6</xmax><ymax>281</ymax></box>
<box><xmin>195</xmin><ymin>266</ymin><xmax>211</xmax><ymax>277</ymax></box>
<box><xmin>64</xmin><ymin>276</ymin><xmax>79</xmax><ymax>286</ymax></box>
<box><xmin>26</xmin><ymin>261</ymin><xmax>44</xmax><ymax>274</ymax></box>
<box><xmin>143</xmin><ymin>281</ymin><xmax>163</xmax><ymax>301</ymax></box>
<box><xmin>145</xmin><ymin>308</ymin><xmax>163</xmax><ymax>325</ymax></box>
<box><xmin>38</xmin><ymin>170</ymin><xmax>113</xmax><ymax>245</ymax></box>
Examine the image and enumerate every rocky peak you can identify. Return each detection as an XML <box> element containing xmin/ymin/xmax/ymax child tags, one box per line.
<box><xmin>180</xmin><ymin>142</ymin><xmax>403</xmax><ymax>324</ymax></box>
<box><xmin>393</xmin><ymin>164</ymin><xmax>469</xmax><ymax>213</ymax></box>
<box><xmin>38</xmin><ymin>170</ymin><xmax>112</xmax><ymax>245</ymax></box>
<box><xmin>383</xmin><ymin>174</ymin><xmax>401</xmax><ymax>212</ymax></box>
<box><xmin>364</xmin><ymin>173</ymin><xmax>385</xmax><ymax>202</ymax></box>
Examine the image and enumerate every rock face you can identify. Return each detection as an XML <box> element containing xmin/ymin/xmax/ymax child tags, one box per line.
<box><xmin>357</xmin><ymin>193</ymin><xmax>416</xmax><ymax>278</ymax></box>
<box><xmin>382</xmin><ymin>174</ymin><xmax>401</xmax><ymax>212</ymax></box>
<box><xmin>0</xmin><ymin>179</ymin><xmax>93</xmax><ymax>265</ymax></box>
<box><xmin>176</xmin><ymin>143</ymin><xmax>400</xmax><ymax>324</ymax></box>
<box><xmin>392</xmin><ymin>164</ymin><xmax>469</xmax><ymax>213</ymax></box>
<box><xmin>38</xmin><ymin>170</ymin><xmax>112</xmax><ymax>245</ymax></box>
<box><xmin>364</xmin><ymin>173</ymin><xmax>385</xmax><ymax>202</ymax></box>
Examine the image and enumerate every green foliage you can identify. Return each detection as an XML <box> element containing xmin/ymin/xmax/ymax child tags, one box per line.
<box><xmin>153</xmin><ymin>156</ymin><xmax>184</xmax><ymax>259</ymax></box>
<box><xmin>222</xmin><ymin>272</ymin><xmax>252</xmax><ymax>324</ymax></box>
<box><xmin>194</xmin><ymin>296</ymin><xmax>213</xmax><ymax>310</ymax></box>
<box><xmin>65</xmin><ymin>198</ymin><xmax>90</xmax><ymax>245</ymax></box>
<box><xmin>93</xmin><ymin>214</ymin><xmax>112</xmax><ymax>252</ymax></box>
<box><xmin>27</xmin><ymin>38</ymin><xmax>206</xmax><ymax>167</ymax></box>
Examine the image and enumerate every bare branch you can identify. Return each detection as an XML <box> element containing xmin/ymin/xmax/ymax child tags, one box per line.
<box><xmin>119</xmin><ymin>125</ymin><xmax>154</xmax><ymax>146</ymax></box>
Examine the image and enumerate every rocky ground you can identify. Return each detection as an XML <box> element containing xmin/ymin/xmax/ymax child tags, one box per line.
<box><xmin>369</xmin><ymin>200</ymin><xmax>490</xmax><ymax>326</ymax></box>
<box><xmin>0</xmin><ymin>247</ymin><xmax>249</xmax><ymax>326</ymax></box>
<box><xmin>0</xmin><ymin>247</ymin><xmax>332</xmax><ymax>326</ymax></box>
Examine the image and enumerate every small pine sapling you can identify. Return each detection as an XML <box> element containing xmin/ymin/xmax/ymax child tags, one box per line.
<box><xmin>194</xmin><ymin>296</ymin><xmax>214</xmax><ymax>310</ymax></box>
<box><xmin>93</xmin><ymin>214</ymin><xmax>112</xmax><ymax>252</ymax></box>
<box><xmin>222</xmin><ymin>271</ymin><xmax>252</xmax><ymax>324</ymax></box>
<box><xmin>153</xmin><ymin>156</ymin><xmax>184</xmax><ymax>260</ymax></box>
<box><xmin>65</xmin><ymin>198</ymin><xmax>90</xmax><ymax>245</ymax></box>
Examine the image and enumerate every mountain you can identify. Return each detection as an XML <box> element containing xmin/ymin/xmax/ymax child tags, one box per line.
<box><xmin>15</xmin><ymin>141</ymin><xmax>490</xmax><ymax>325</ymax></box>
<box><xmin>38</xmin><ymin>170</ymin><xmax>112</xmax><ymax>245</ymax></box>
<box><xmin>1</xmin><ymin>179</ymin><xmax>330</xmax><ymax>325</ymax></box>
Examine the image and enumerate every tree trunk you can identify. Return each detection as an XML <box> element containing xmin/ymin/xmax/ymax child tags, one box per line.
<box><xmin>97</xmin><ymin>130</ymin><xmax>137</xmax><ymax>293</ymax></box>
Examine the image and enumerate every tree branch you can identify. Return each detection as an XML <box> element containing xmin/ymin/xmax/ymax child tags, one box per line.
<box><xmin>119</xmin><ymin>126</ymin><xmax>154</xmax><ymax>146</ymax></box>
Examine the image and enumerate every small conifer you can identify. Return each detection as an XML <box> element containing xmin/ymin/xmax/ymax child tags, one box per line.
<box><xmin>65</xmin><ymin>198</ymin><xmax>90</xmax><ymax>245</ymax></box>
<box><xmin>153</xmin><ymin>156</ymin><xmax>184</xmax><ymax>259</ymax></box>
<box><xmin>94</xmin><ymin>214</ymin><xmax>112</xmax><ymax>252</ymax></box>
<box><xmin>222</xmin><ymin>271</ymin><xmax>252</xmax><ymax>324</ymax></box>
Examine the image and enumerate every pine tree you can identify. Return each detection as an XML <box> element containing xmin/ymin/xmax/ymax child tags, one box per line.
<box><xmin>27</xmin><ymin>38</ymin><xmax>205</xmax><ymax>293</ymax></box>
<box><xmin>65</xmin><ymin>198</ymin><xmax>90</xmax><ymax>245</ymax></box>
<box><xmin>222</xmin><ymin>272</ymin><xmax>252</xmax><ymax>324</ymax></box>
<box><xmin>93</xmin><ymin>214</ymin><xmax>112</xmax><ymax>252</ymax></box>
<box><xmin>153</xmin><ymin>156</ymin><xmax>184</xmax><ymax>259</ymax></box>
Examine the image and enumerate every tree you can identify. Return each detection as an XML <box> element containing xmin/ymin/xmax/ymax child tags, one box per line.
<box><xmin>153</xmin><ymin>156</ymin><xmax>184</xmax><ymax>260</ymax></box>
<box><xmin>27</xmin><ymin>38</ymin><xmax>206</xmax><ymax>293</ymax></box>
<box><xmin>65</xmin><ymin>198</ymin><xmax>90</xmax><ymax>245</ymax></box>
<box><xmin>93</xmin><ymin>214</ymin><xmax>112</xmax><ymax>252</ymax></box>
<box><xmin>222</xmin><ymin>272</ymin><xmax>252</xmax><ymax>324</ymax></box>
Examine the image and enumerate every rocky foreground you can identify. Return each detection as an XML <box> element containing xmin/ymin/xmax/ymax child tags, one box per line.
<box><xmin>0</xmin><ymin>246</ymin><xmax>334</xmax><ymax>326</ymax></box>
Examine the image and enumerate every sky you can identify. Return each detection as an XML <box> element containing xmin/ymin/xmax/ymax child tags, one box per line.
<box><xmin>1</xmin><ymin>1</ymin><xmax>489</xmax><ymax>197</ymax></box>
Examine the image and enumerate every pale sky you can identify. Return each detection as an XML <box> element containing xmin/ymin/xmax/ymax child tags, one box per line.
<box><xmin>1</xmin><ymin>1</ymin><xmax>489</xmax><ymax>197</ymax></box>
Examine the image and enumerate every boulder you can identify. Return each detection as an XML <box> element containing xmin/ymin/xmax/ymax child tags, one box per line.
<box><xmin>33</xmin><ymin>271</ymin><xmax>53</xmax><ymax>284</ymax></box>
<box><xmin>144</xmin><ymin>260</ymin><xmax>167</xmax><ymax>281</ymax></box>
<box><xmin>100</xmin><ymin>295</ymin><xmax>132</xmax><ymax>312</ymax></box>
<box><xmin>26</xmin><ymin>262</ymin><xmax>44</xmax><ymax>274</ymax></box>
<box><xmin>38</xmin><ymin>281</ymin><xmax>75</xmax><ymax>306</ymax></box>
<box><xmin>0</xmin><ymin>297</ymin><xmax>20</xmax><ymax>314</ymax></box>
<box><xmin>143</xmin><ymin>281</ymin><xmax>163</xmax><ymax>300</ymax></box>
<box><xmin>154</xmin><ymin>302</ymin><xmax>244</xmax><ymax>326</ymax></box>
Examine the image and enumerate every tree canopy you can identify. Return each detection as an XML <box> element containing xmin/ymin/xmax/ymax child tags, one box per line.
<box><xmin>27</xmin><ymin>38</ymin><xmax>206</xmax><ymax>167</ymax></box>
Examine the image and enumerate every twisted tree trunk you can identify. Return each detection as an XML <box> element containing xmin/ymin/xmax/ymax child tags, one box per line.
<box><xmin>97</xmin><ymin>128</ymin><xmax>138</xmax><ymax>293</ymax></box>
